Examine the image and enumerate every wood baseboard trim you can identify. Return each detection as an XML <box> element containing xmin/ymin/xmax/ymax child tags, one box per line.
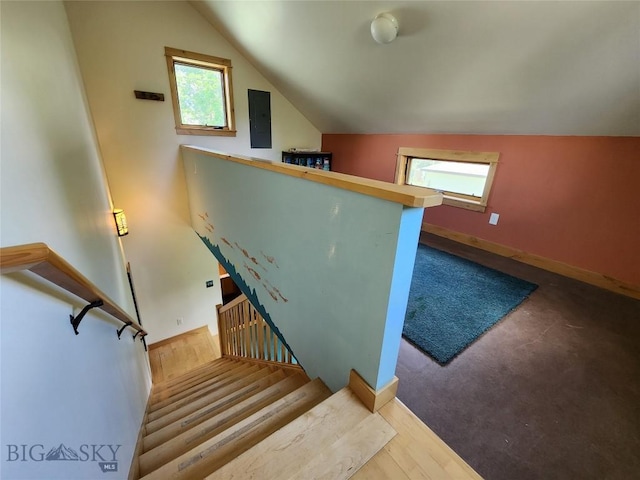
<box><xmin>349</xmin><ymin>369</ymin><xmax>398</xmax><ymax>413</ymax></box>
<box><xmin>147</xmin><ymin>325</ymin><xmax>210</xmax><ymax>350</ymax></box>
<box><xmin>423</xmin><ymin>223</ymin><xmax>640</xmax><ymax>300</ymax></box>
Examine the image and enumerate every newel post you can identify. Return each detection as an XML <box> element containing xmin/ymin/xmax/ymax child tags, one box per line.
<box><xmin>215</xmin><ymin>303</ymin><xmax>226</xmax><ymax>356</ymax></box>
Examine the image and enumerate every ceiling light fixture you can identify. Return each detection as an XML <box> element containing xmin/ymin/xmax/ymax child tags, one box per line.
<box><xmin>371</xmin><ymin>13</ymin><xmax>398</xmax><ymax>44</ymax></box>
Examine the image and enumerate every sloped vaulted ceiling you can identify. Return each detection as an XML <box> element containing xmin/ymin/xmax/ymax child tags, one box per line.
<box><xmin>192</xmin><ymin>1</ymin><xmax>640</xmax><ymax>136</ymax></box>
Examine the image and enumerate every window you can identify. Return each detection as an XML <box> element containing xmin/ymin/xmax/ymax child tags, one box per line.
<box><xmin>395</xmin><ymin>147</ymin><xmax>499</xmax><ymax>212</ymax></box>
<box><xmin>165</xmin><ymin>47</ymin><xmax>236</xmax><ymax>136</ymax></box>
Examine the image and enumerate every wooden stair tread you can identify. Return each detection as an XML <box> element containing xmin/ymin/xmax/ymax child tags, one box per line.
<box><xmin>139</xmin><ymin>378</ymin><xmax>331</xmax><ymax>480</ymax></box>
<box><xmin>147</xmin><ymin>364</ymin><xmax>260</xmax><ymax>419</ymax></box>
<box><xmin>139</xmin><ymin>373</ymin><xmax>310</xmax><ymax>475</ymax></box>
<box><xmin>150</xmin><ymin>363</ymin><xmax>236</xmax><ymax>399</ymax></box>
<box><xmin>153</xmin><ymin>358</ymin><xmax>237</xmax><ymax>393</ymax></box>
<box><xmin>282</xmin><ymin>412</ymin><xmax>396</xmax><ymax>480</ymax></box>
<box><xmin>206</xmin><ymin>387</ymin><xmax>395</xmax><ymax>480</ymax></box>
<box><xmin>152</xmin><ymin>360</ymin><xmax>245</xmax><ymax>402</ymax></box>
<box><xmin>151</xmin><ymin>358</ymin><xmax>233</xmax><ymax>391</ymax></box>
<box><xmin>150</xmin><ymin>362</ymin><xmax>252</xmax><ymax>407</ymax></box>
<box><xmin>150</xmin><ymin>362</ymin><xmax>240</xmax><ymax>405</ymax></box>
<box><xmin>146</xmin><ymin>367</ymin><xmax>271</xmax><ymax>431</ymax></box>
<box><xmin>143</xmin><ymin>369</ymin><xmax>289</xmax><ymax>450</ymax></box>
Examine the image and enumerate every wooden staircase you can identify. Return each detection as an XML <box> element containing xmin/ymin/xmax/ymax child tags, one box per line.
<box><xmin>134</xmin><ymin>357</ymin><xmax>395</xmax><ymax>479</ymax></box>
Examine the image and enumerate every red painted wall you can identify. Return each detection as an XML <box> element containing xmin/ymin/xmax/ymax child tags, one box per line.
<box><xmin>322</xmin><ymin>134</ymin><xmax>640</xmax><ymax>285</ymax></box>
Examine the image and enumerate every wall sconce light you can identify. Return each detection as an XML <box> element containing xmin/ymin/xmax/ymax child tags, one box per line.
<box><xmin>371</xmin><ymin>13</ymin><xmax>399</xmax><ymax>44</ymax></box>
<box><xmin>113</xmin><ymin>209</ymin><xmax>129</xmax><ymax>237</ymax></box>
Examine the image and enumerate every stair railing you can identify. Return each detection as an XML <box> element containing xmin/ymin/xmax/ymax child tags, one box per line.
<box><xmin>216</xmin><ymin>294</ymin><xmax>299</xmax><ymax>368</ymax></box>
<box><xmin>1</xmin><ymin>242</ymin><xmax>148</xmax><ymax>342</ymax></box>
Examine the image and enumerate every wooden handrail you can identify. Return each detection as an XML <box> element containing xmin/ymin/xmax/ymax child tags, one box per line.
<box><xmin>181</xmin><ymin>145</ymin><xmax>444</xmax><ymax>208</ymax></box>
<box><xmin>1</xmin><ymin>242</ymin><xmax>147</xmax><ymax>335</ymax></box>
<box><xmin>217</xmin><ymin>292</ymin><xmax>248</xmax><ymax>315</ymax></box>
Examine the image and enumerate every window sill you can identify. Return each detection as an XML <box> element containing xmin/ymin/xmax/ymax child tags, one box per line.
<box><xmin>442</xmin><ymin>196</ymin><xmax>487</xmax><ymax>213</ymax></box>
<box><xmin>176</xmin><ymin>127</ymin><xmax>237</xmax><ymax>137</ymax></box>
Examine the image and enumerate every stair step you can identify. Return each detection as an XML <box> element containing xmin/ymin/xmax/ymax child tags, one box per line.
<box><xmin>151</xmin><ymin>364</ymin><xmax>237</xmax><ymax>399</ymax></box>
<box><xmin>143</xmin><ymin>369</ymin><xmax>288</xmax><ymax>449</ymax></box>
<box><xmin>207</xmin><ymin>387</ymin><xmax>395</xmax><ymax>480</ymax></box>
<box><xmin>150</xmin><ymin>361</ymin><xmax>245</xmax><ymax>405</ymax></box>
<box><xmin>139</xmin><ymin>373</ymin><xmax>309</xmax><ymax>475</ymax></box>
<box><xmin>281</xmin><ymin>412</ymin><xmax>395</xmax><ymax>480</ymax></box>
<box><xmin>152</xmin><ymin>358</ymin><xmax>234</xmax><ymax>391</ymax></box>
<box><xmin>150</xmin><ymin>361</ymin><xmax>238</xmax><ymax>405</ymax></box>
<box><xmin>139</xmin><ymin>378</ymin><xmax>331</xmax><ymax>480</ymax></box>
<box><xmin>152</xmin><ymin>358</ymin><xmax>233</xmax><ymax>392</ymax></box>
<box><xmin>146</xmin><ymin>366</ymin><xmax>269</xmax><ymax>429</ymax></box>
<box><xmin>148</xmin><ymin>364</ymin><xmax>259</xmax><ymax>417</ymax></box>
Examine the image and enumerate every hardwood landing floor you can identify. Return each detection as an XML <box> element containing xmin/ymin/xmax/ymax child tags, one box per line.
<box><xmin>148</xmin><ymin>326</ymin><xmax>221</xmax><ymax>384</ymax></box>
<box><xmin>355</xmin><ymin>398</ymin><xmax>482</xmax><ymax>480</ymax></box>
<box><xmin>146</xmin><ymin>326</ymin><xmax>482</xmax><ymax>479</ymax></box>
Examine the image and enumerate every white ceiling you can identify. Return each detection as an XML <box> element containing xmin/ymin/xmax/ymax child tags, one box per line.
<box><xmin>192</xmin><ymin>1</ymin><xmax>640</xmax><ymax>136</ymax></box>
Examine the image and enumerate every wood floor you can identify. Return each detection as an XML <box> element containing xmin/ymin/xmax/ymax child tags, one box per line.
<box><xmin>355</xmin><ymin>400</ymin><xmax>482</xmax><ymax>479</ymax></box>
<box><xmin>147</xmin><ymin>326</ymin><xmax>482</xmax><ymax>479</ymax></box>
<box><xmin>148</xmin><ymin>326</ymin><xmax>221</xmax><ymax>383</ymax></box>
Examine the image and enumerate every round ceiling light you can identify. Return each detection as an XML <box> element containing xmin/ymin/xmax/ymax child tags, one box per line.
<box><xmin>370</xmin><ymin>13</ymin><xmax>399</xmax><ymax>44</ymax></box>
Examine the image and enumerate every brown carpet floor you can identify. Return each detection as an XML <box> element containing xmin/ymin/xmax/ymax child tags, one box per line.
<box><xmin>396</xmin><ymin>232</ymin><xmax>640</xmax><ymax>480</ymax></box>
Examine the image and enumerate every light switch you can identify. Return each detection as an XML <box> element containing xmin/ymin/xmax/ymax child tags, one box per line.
<box><xmin>489</xmin><ymin>213</ymin><xmax>500</xmax><ymax>225</ymax></box>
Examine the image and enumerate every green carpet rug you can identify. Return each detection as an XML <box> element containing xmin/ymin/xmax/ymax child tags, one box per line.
<box><xmin>403</xmin><ymin>244</ymin><xmax>538</xmax><ymax>364</ymax></box>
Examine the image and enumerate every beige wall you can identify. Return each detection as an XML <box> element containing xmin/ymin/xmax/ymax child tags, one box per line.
<box><xmin>65</xmin><ymin>1</ymin><xmax>322</xmax><ymax>343</ymax></box>
<box><xmin>1</xmin><ymin>2</ymin><xmax>150</xmax><ymax>476</ymax></box>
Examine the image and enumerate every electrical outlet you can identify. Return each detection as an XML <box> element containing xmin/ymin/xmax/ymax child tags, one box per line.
<box><xmin>177</xmin><ymin>318</ymin><xmax>183</xmax><ymax>326</ymax></box>
<box><xmin>206</xmin><ymin>280</ymin><xmax>214</xmax><ymax>288</ymax></box>
<box><xmin>489</xmin><ymin>213</ymin><xmax>500</xmax><ymax>225</ymax></box>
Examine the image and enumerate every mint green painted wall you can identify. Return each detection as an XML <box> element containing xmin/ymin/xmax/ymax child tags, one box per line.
<box><xmin>183</xmin><ymin>150</ymin><xmax>423</xmax><ymax>391</ymax></box>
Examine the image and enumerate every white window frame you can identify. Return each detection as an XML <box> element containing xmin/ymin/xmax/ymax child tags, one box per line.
<box><xmin>165</xmin><ymin>47</ymin><xmax>236</xmax><ymax>137</ymax></box>
<box><xmin>395</xmin><ymin>147</ymin><xmax>499</xmax><ymax>212</ymax></box>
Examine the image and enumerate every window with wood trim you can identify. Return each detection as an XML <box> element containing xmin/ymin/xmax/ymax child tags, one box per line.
<box><xmin>395</xmin><ymin>147</ymin><xmax>499</xmax><ymax>212</ymax></box>
<box><xmin>165</xmin><ymin>47</ymin><xmax>236</xmax><ymax>136</ymax></box>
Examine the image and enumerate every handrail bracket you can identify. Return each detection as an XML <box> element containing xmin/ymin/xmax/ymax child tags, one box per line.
<box><xmin>117</xmin><ymin>321</ymin><xmax>133</xmax><ymax>339</ymax></box>
<box><xmin>70</xmin><ymin>300</ymin><xmax>104</xmax><ymax>335</ymax></box>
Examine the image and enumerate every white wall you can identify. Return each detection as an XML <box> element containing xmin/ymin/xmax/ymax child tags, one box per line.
<box><xmin>64</xmin><ymin>0</ymin><xmax>322</xmax><ymax>343</ymax></box>
<box><xmin>1</xmin><ymin>1</ymin><xmax>150</xmax><ymax>478</ymax></box>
